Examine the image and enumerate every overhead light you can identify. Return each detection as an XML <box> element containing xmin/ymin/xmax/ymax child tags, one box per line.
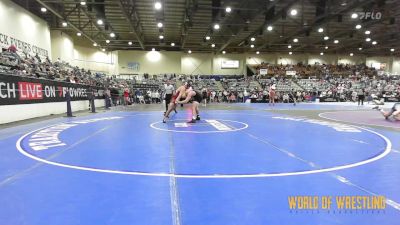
<box><xmin>290</xmin><ymin>9</ymin><xmax>298</xmax><ymax>16</ymax></box>
<box><xmin>41</xmin><ymin>7</ymin><xmax>47</xmax><ymax>12</ymax></box>
<box><xmin>159</xmin><ymin>35</ymin><xmax>164</xmax><ymax>39</ymax></box>
<box><xmin>154</xmin><ymin>2</ymin><xmax>162</xmax><ymax>10</ymax></box>
<box><xmin>128</xmin><ymin>41</ymin><xmax>132</xmax><ymax>45</ymax></box>
<box><xmin>152</xmin><ymin>48</ymin><xmax>156</xmax><ymax>51</ymax></box>
<box><xmin>250</xmin><ymin>44</ymin><xmax>255</xmax><ymax>48</ymax></box>
<box><xmin>102</xmin><ymin>48</ymin><xmax>106</xmax><ymax>52</ymax></box>
<box><xmin>351</xmin><ymin>13</ymin><xmax>358</xmax><ymax>19</ymax></box>
<box><xmin>318</xmin><ymin>28</ymin><xmax>324</xmax><ymax>33</ymax></box>
<box><xmin>205</xmin><ymin>36</ymin><xmax>211</xmax><ymax>40</ymax></box>
<box><xmin>97</xmin><ymin>19</ymin><xmax>103</xmax><ymax>25</ymax></box>
<box><xmin>288</xmin><ymin>45</ymin><xmax>292</xmax><ymax>48</ymax></box>
<box><xmin>93</xmin><ymin>43</ymin><xmax>97</xmax><ymax>47</ymax></box>
<box><xmin>325</xmin><ymin>46</ymin><xmax>328</xmax><ymax>49</ymax></box>
<box><xmin>106</xmin><ymin>40</ymin><xmax>110</xmax><ymax>44</ymax></box>
<box><xmin>267</xmin><ymin>25</ymin><xmax>273</xmax><ymax>31</ymax></box>
<box><xmin>365</xmin><ymin>30</ymin><xmax>371</xmax><ymax>35</ymax></box>
<box><xmin>188</xmin><ymin>50</ymin><xmax>192</xmax><ymax>54</ymax></box>
<box><xmin>372</xmin><ymin>41</ymin><xmax>377</xmax><ymax>45</ymax></box>
<box><xmin>213</xmin><ymin>24</ymin><xmax>220</xmax><ymax>30</ymax></box>
<box><xmin>355</xmin><ymin>24</ymin><xmax>362</xmax><ymax>29</ymax></box>
<box><xmin>250</xmin><ymin>37</ymin><xmax>256</xmax><ymax>42</ymax></box>
<box><xmin>157</xmin><ymin>22</ymin><xmax>163</xmax><ymax>28</ymax></box>
<box><xmin>324</xmin><ymin>36</ymin><xmax>329</xmax><ymax>40</ymax></box>
<box><xmin>289</xmin><ymin>52</ymin><xmax>293</xmax><ymax>55</ymax></box>
<box><xmin>350</xmin><ymin>53</ymin><xmax>354</xmax><ymax>56</ymax></box>
<box><xmin>222</xmin><ymin>50</ymin><xmax>226</xmax><ymax>54</ymax></box>
<box><xmin>256</xmin><ymin>51</ymin><xmax>260</xmax><ymax>54</ymax></box>
<box><xmin>171</xmin><ymin>42</ymin><xmax>175</xmax><ymax>46</ymax></box>
<box><xmin>334</xmin><ymin>39</ymin><xmax>339</xmax><ymax>44</ymax></box>
<box><xmin>366</xmin><ymin>38</ymin><xmax>371</xmax><ymax>42</ymax></box>
<box><xmin>80</xmin><ymin>1</ymin><xmax>86</xmax><ymax>6</ymax></box>
<box><xmin>211</xmin><ymin>43</ymin><xmax>215</xmax><ymax>48</ymax></box>
<box><xmin>110</xmin><ymin>32</ymin><xmax>115</xmax><ymax>38</ymax></box>
<box><xmin>390</xmin><ymin>48</ymin><xmax>395</xmax><ymax>52</ymax></box>
<box><xmin>62</xmin><ymin>22</ymin><xmax>68</xmax><ymax>27</ymax></box>
<box><xmin>293</xmin><ymin>38</ymin><xmax>298</xmax><ymax>43</ymax></box>
<box><xmin>320</xmin><ymin>52</ymin><xmax>324</xmax><ymax>55</ymax></box>
<box><xmin>77</xmin><ymin>32</ymin><xmax>82</xmax><ymax>36</ymax></box>
<box><xmin>225</xmin><ymin>7</ymin><xmax>232</xmax><ymax>13</ymax></box>
<box><xmin>358</xmin><ymin>47</ymin><xmax>362</xmax><ymax>50</ymax></box>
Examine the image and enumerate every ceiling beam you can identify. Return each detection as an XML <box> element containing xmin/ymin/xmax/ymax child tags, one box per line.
<box><xmin>181</xmin><ymin>0</ymin><xmax>198</xmax><ymax>49</ymax></box>
<box><xmin>118</xmin><ymin>0</ymin><xmax>145</xmax><ymax>49</ymax></box>
<box><xmin>231</xmin><ymin>0</ymin><xmax>298</xmax><ymax>52</ymax></box>
<box><xmin>287</xmin><ymin>0</ymin><xmax>376</xmax><ymax>52</ymax></box>
<box><xmin>34</xmin><ymin>0</ymin><xmax>99</xmax><ymax>46</ymax></box>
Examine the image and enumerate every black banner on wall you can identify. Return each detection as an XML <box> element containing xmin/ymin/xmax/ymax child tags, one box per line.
<box><xmin>0</xmin><ymin>73</ymin><xmax>103</xmax><ymax>105</ymax></box>
<box><xmin>319</xmin><ymin>97</ymin><xmax>338</xmax><ymax>102</ymax></box>
<box><xmin>384</xmin><ymin>97</ymin><xmax>400</xmax><ymax>102</ymax></box>
<box><xmin>132</xmin><ymin>84</ymin><xmax>160</xmax><ymax>89</ymax></box>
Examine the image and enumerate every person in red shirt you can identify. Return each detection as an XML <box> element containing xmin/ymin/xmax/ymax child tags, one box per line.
<box><xmin>123</xmin><ymin>88</ymin><xmax>130</xmax><ymax>105</ymax></box>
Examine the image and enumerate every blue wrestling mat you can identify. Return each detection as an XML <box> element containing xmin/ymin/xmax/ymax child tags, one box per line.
<box><xmin>0</xmin><ymin>105</ymin><xmax>399</xmax><ymax>225</ymax></box>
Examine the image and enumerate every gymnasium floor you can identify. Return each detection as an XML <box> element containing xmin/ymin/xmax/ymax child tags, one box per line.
<box><xmin>0</xmin><ymin>102</ymin><xmax>399</xmax><ymax>225</ymax></box>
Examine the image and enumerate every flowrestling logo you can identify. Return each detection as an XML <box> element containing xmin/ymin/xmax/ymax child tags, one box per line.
<box><xmin>356</xmin><ymin>11</ymin><xmax>382</xmax><ymax>20</ymax></box>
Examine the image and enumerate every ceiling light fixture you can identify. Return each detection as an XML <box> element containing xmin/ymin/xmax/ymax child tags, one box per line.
<box><xmin>171</xmin><ymin>43</ymin><xmax>175</xmax><ymax>46</ymax></box>
<box><xmin>293</xmin><ymin>38</ymin><xmax>298</xmax><ymax>43</ymax></box>
<box><xmin>41</xmin><ymin>7</ymin><xmax>47</xmax><ymax>12</ymax></box>
<box><xmin>157</xmin><ymin>22</ymin><xmax>163</xmax><ymax>28</ymax></box>
<box><xmin>128</xmin><ymin>41</ymin><xmax>132</xmax><ymax>45</ymax></box>
<box><xmin>355</xmin><ymin>24</ymin><xmax>362</xmax><ymax>29</ymax></box>
<box><xmin>290</xmin><ymin>9</ymin><xmax>298</xmax><ymax>16</ymax></box>
<box><xmin>62</xmin><ymin>22</ymin><xmax>68</xmax><ymax>27</ymax></box>
<box><xmin>214</xmin><ymin>24</ymin><xmax>220</xmax><ymax>30</ymax></box>
<box><xmin>80</xmin><ymin>1</ymin><xmax>86</xmax><ymax>6</ymax></box>
<box><xmin>289</xmin><ymin>52</ymin><xmax>293</xmax><ymax>55</ymax></box>
<box><xmin>97</xmin><ymin>19</ymin><xmax>103</xmax><ymax>25</ymax></box>
<box><xmin>110</xmin><ymin>33</ymin><xmax>115</xmax><ymax>38</ymax></box>
<box><xmin>154</xmin><ymin>2</ymin><xmax>162</xmax><ymax>10</ymax></box>
<box><xmin>225</xmin><ymin>7</ymin><xmax>232</xmax><ymax>13</ymax></box>
<box><xmin>318</xmin><ymin>28</ymin><xmax>324</xmax><ymax>33</ymax></box>
<box><xmin>267</xmin><ymin>25</ymin><xmax>273</xmax><ymax>31</ymax></box>
<box><xmin>351</xmin><ymin>13</ymin><xmax>358</xmax><ymax>19</ymax></box>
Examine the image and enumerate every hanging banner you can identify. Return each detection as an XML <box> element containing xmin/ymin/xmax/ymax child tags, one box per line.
<box><xmin>0</xmin><ymin>73</ymin><xmax>103</xmax><ymax>105</ymax></box>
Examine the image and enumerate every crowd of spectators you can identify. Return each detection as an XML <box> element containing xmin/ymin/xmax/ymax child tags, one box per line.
<box><xmin>1</xmin><ymin>45</ymin><xmax>399</xmax><ymax>105</ymax></box>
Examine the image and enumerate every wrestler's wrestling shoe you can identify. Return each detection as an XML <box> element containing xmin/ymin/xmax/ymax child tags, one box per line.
<box><xmin>196</xmin><ymin>115</ymin><xmax>201</xmax><ymax>120</ymax></box>
<box><xmin>372</xmin><ymin>106</ymin><xmax>379</xmax><ymax>110</ymax></box>
<box><xmin>187</xmin><ymin>119</ymin><xmax>196</xmax><ymax>123</ymax></box>
<box><xmin>163</xmin><ymin>116</ymin><xmax>169</xmax><ymax>123</ymax></box>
